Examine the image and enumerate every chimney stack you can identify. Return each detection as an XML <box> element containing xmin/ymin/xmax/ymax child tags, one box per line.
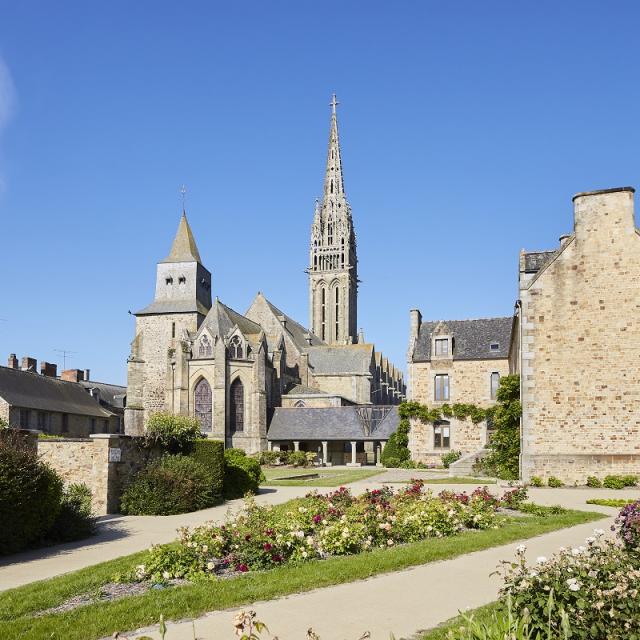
<box><xmin>409</xmin><ymin>309</ymin><xmax>422</xmax><ymax>342</ymax></box>
<box><xmin>61</xmin><ymin>369</ymin><xmax>84</xmax><ymax>383</ymax></box>
<box><xmin>40</xmin><ymin>361</ymin><xmax>58</xmax><ymax>377</ymax></box>
<box><xmin>7</xmin><ymin>354</ymin><xmax>18</xmax><ymax>369</ymax></box>
<box><xmin>83</xmin><ymin>368</ymin><xmax>90</xmax><ymax>381</ymax></box>
<box><xmin>572</xmin><ymin>187</ymin><xmax>635</xmax><ymax>241</ymax></box>
<box><xmin>21</xmin><ymin>356</ymin><xmax>37</xmax><ymax>372</ymax></box>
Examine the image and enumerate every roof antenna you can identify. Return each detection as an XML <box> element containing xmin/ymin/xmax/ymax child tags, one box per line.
<box><xmin>54</xmin><ymin>348</ymin><xmax>78</xmax><ymax>371</ymax></box>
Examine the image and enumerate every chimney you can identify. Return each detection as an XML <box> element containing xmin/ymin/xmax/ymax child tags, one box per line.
<box><xmin>61</xmin><ymin>369</ymin><xmax>84</xmax><ymax>382</ymax></box>
<box><xmin>409</xmin><ymin>309</ymin><xmax>422</xmax><ymax>342</ymax></box>
<box><xmin>7</xmin><ymin>354</ymin><xmax>18</xmax><ymax>369</ymax></box>
<box><xmin>40</xmin><ymin>361</ymin><xmax>58</xmax><ymax>377</ymax></box>
<box><xmin>21</xmin><ymin>356</ymin><xmax>37</xmax><ymax>372</ymax></box>
<box><xmin>559</xmin><ymin>234</ymin><xmax>571</xmax><ymax>248</ymax></box>
<box><xmin>572</xmin><ymin>187</ymin><xmax>635</xmax><ymax>241</ymax></box>
<box><xmin>83</xmin><ymin>368</ymin><xmax>90</xmax><ymax>381</ymax></box>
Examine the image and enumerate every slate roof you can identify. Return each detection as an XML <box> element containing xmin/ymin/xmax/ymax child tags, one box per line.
<box><xmin>307</xmin><ymin>344</ymin><xmax>374</xmax><ymax>375</ymax></box>
<box><xmin>261</xmin><ymin>296</ymin><xmax>325</xmax><ymax>351</ymax></box>
<box><xmin>524</xmin><ymin>251</ymin><xmax>557</xmax><ymax>274</ymax></box>
<box><xmin>413</xmin><ymin>317</ymin><xmax>512</xmax><ymax>362</ymax></box>
<box><xmin>199</xmin><ymin>299</ymin><xmax>263</xmax><ymax>339</ymax></box>
<box><xmin>78</xmin><ymin>380</ymin><xmax>127</xmax><ymax>410</ymax></box>
<box><xmin>0</xmin><ymin>366</ymin><xmax>114</xmax><ymax>417</ymax></box>
<box><xmin>135</xmin><ymin>299</ymin><xmax>210</xmax><ymax>316</ymax></box>
<box><xmin>268</xmin><ymin>406</ymin><xmax>399</xmax><ymax>441</ymax></box>
<box><xmin>283</xmin><ymin>383</ymin><xmax>325</xmax><ymax>396</ymax></box>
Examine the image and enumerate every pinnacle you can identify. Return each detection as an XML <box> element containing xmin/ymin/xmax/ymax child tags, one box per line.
<box><xmin>163</xmin><ymin>212</ymin><xmax>202</xmax><ymax>263</ymax></box>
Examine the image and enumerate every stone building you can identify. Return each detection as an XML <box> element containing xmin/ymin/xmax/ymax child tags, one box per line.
<box><xmin>125</xmin><ymin>96</ymin><xmax>405</xmax><ymax>455</ymax></box>
<box><xmin>407</xmin><ymin>313</ymin><xmax>511</xmax><ymax>465</ymax></box>
<box><xmin>512</xmin><ymin>187</ymin><xmax>640</xmax><ymax>483</ymax></box>
<box><xmin>0</xmin><ymin>356</ymin><xmax>124</xmax><ymax>436</ymax></box>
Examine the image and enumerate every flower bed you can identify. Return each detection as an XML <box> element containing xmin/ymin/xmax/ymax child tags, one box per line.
<box><xmin>496</xmin><ymin>500</ymin><xmax>640</xmax><ymax>640</ymax></box>
<box><xmin>125</xmin><ymin>481</ymin><xmax>528</xmax><ymax>583</ymax></box>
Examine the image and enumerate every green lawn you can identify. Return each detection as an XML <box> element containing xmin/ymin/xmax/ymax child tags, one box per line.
<box><xmin>586</xmin><ymin>498</ymin><xmax>635</xmax><ymax>508</ymax></box>
<box><xmin>261</xmin><ymin>466</ymin><xmax>384</xmax><ymax>486</ymax></box>
<box><xmin>0</xmin><ymin>507</ymin><xmax>605</xmax><ymax>640</ymax></box>
<box><xmin>419</xmin><ymin>602</ymin><xmax>501</xmax><ymax>639</ymax></box>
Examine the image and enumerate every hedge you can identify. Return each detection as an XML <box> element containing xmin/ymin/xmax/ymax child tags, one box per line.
<box><xmin>190</xmin><ymin>439</ymin><xmax>225</xmax><ymax>502</ymax></box>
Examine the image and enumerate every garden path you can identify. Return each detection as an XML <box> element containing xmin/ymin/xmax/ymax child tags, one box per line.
<box><xmin>124</xmin><ymin>487</ymin><xmax>638</xmax><ymax>640</ymax></box>
<box><xmin>0</xmin><ymin>485</ymin><xmax>314</xmax><ymax>592</ymax></box>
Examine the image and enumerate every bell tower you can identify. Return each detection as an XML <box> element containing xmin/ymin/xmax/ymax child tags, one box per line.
<box><xmin>308</xmin><ymin>94</ymin><xmax>358</xmax><ymax>344</ymax></box>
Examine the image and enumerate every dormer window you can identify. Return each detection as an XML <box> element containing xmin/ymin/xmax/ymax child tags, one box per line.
<box><xmin>434</xmin><ymin>338</ymin><xmax>449</xmax><ymax>356</ymax></box>
<box><xmin>490</xmin><ymin>342</ymin><xmax>500</xmax><ymax>352</ymax></box>
<box><xmin>165</xmin><ymin>276</ymin><xmax>173</xmax><ymax>285</ymax></box>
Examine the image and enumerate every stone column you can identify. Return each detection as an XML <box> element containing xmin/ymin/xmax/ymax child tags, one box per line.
<box><xmin>347</xmin><ymin>441</ymin><xmax>360</xmax><ymax>467</ymax></box>
<box><xmin>271</xmin><ymin>442</ymin><xmax>280</xmax><ymax>451</ymax></box>
<box><xmin>293</xmin><ymin>441</ymin><xmax>300</xmax><ymax>451</ymax></box>
<box><xmin>322</xmin><ymin>440</ymin><xmax>328</xmax><ymax>465</ymax></box>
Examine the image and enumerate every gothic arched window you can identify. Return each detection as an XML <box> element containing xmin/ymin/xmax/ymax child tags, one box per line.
<box><xmin>328</xmin><ymin>222</ymin><xmax>333</xmax><ymax>244</ymax></box>
<box><xmin>194</xmin><ymin>378</ymin><xmax>212</xmax><ymax>432</ymax></box>
<box><xmin>230</xmin><ymin>378</ymin><xmax>244</xmax><ymax>433</ymax></box>
<box><xmin>199</xmin><ymin>334</ymin><xmax>212</xmax><ymax>358</ymax></box>
<box><xmin>229</xmin><ymin>335</ymin><xmax>243</xmax><ymax>359</ymax></box>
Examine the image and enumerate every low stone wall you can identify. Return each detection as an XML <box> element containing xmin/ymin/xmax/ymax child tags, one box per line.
<box><xmin>38</xmin><ymin>435</ymin><xmax>159</xmax><ymax>514</ymax></box>
<box><xmin>523</xmin><ymin>453</ymin><xmax>640</xmax><ymax>485</ymax></box>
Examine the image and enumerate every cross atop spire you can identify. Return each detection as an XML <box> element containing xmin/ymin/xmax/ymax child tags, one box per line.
<box><xmin>330</xmin><ymin>93</ymin><xmax>339</xmax><ymax>115</ymax></box>
<box><xmin>180</xmin><ymin>185</ymin><xmax>187</xmax><ymax>212</ymax></box>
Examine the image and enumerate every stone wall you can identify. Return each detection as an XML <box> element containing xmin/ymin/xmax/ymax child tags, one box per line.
<box><xmin>38</xmin><ymin>434</ymin><xmax>159</xmax><ymax>514</ymax></box>
<box><xmin>311</xmin><ymin>373</ymin><xmax>371</xmax><ymax>404</ymax></box>
<box><xmin>519</xmin><ymin>188</ymin><xmax>640</xmax><ymax>483</ymax></box>
<box><xmin>409</xmin><ymin>358</ymin><xmax>508</xmax><ymax>464</ymax></box>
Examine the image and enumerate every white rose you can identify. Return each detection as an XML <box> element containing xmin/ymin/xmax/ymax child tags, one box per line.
<box><xmin>536</xmin><ymin>556</ymin><xmax>547</xmax><ymax>564</ymax></box>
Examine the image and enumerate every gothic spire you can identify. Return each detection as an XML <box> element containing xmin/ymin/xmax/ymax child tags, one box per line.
<box><xmin>163</xmin><ymin>211</ymin><xmax>202</xmax><ymax>263</ymax></box>
<box><xmin>323</xmin><ymin>93</ymin><xmax>346</xmax><ymax>200</ymax></box>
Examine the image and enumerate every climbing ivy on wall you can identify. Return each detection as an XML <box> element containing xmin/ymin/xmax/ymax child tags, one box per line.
<box><xmin>381</xmin><ymin>401</ymin><xmax>491</xmax><ymax>468</ymax></box>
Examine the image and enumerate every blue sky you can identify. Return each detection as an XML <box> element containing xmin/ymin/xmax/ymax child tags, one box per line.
<box><xmin>1</xmin><ymin>2</ymin><xmax>639</xmax><ymax>385</ymax></box>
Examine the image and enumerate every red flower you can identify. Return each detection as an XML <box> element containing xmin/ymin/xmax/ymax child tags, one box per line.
<box><xmin>263</xmin><ymin>542</ymin><xmax>273</xmax><ymax>551</ymax></box>
<box><xmin>272</xmin><ymin>554</ymin><xmax>283</xmax><ymax>563</ymax></box>
<box><xmin>236</xmin><ymin>563</ymin><xmax>249</xmax><ymax>572</ymax></box>
<box><xmin>313</xmin><ymin>514</ymin><xmax>322</xmax><ymax>524</ymax></box>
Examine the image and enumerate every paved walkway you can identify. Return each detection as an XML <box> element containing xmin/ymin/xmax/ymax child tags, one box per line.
<box><xmin>122</xmin><ymin>487</ymin><xmax>637</xmax><ymax>640</ymax></box>
<box><xmin>0</xmin><ymin>485</ymin><xmax>314</xmax><ymax>591</ymax></box>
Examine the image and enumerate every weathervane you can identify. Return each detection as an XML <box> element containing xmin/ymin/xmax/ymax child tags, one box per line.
<box><xmin>180</xmin><ymin>185</ymin><xmax>187</xmax><ymax>212</ymax></box>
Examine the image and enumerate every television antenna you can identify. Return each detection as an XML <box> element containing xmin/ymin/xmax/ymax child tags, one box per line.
<box><xmin>54</xmin><ymin>349</ymin><xmax>78</xmax><ymax>370</ymax></box>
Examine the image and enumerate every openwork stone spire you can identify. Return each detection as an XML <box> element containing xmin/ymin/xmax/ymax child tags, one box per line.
<box><xmin>308</xmin><ymin>94</ymin><xmax>358</xmax><ymax>345</ymax></box>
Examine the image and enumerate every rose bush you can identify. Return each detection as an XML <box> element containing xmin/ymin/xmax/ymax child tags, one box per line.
<box><xmin>123</xmin><ymin>483</ymin><xmax>528</xmax><ymax>583</ymax></box>
<box><xmin>499</xmin><ymin>500</ymin><xmax>640</xmax><ymax>639</ymax></box>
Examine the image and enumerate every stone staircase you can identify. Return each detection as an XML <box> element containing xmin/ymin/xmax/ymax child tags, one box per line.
<box><xmin>448</xmin><ymin>448</ymin><xmax>489</xmax><ymax>477</ymax></box>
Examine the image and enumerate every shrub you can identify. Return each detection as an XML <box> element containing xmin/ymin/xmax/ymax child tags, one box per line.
<box><xmin>586</xmin><ymin>475</ymin><xmax>602</xmax><ymax>488</ymax></box>
<box><xmin>500</xmin><ymin>487</ymin><xmax>528</xmax><ymax>509</ymax></box>
<box><xmin>47</xmin><ymin>483</ymin><xmax>96</xmax><ymax>543</ymax></box>
<box><xmin>381</xmin><ymin>430</ymin><xmax>410</xmax><ymax>468</ymax></box>
<box><xmin>441</xmin><ymin>450</ymin><xmax>462</xmax><ymax>469</ymax></box>
<box><xmin>616</xmin><ymin>499</ymin><xmax>640</xmax><ymax>549</ymax></box>
<box><xmin>602</xmin><ymin>474</ymin><xmax>637</xmax><ymax>489</ymax></box>
<box><xmin>121</xmin><ymin>455</ymin><xmax>219</xmax><ymax>515</ymax></box>
<box><xmin>256</xmin><ymin>450</ymin><xmax>283</xmax><ymax>466</ymax></box>
<box><xmin>287</xmin><ymin>451</ymin><xmax>309</xmax><ymax>467</ymax></box>
<box><xmin>529</xmin><ymin>476</ymin><xmax>543</xmax><ymax>487</ymax></box>
<box><xmin>190</xmin><ymin>440</ymin><xmax>224</xmax><ymax>502</ymax></box>
<box><xmin>143</xmin><ymin>412</ymin><xmax>203</xmax><ymax>454</ymax></box>
<box><xmin>586</xmin><ymin>498</ymin><xmax>634</xmax><ymax>508</ymax></box>
<box><xmin>501</xmin><ymin>527</ymin><xmax>640</xmax><ymax>639</ymax></box>
<box><xmin>547</xmin><ymin>476</ymin><xmax>563</xmax><ymax>487</ymax></box>
<box><xmin>0</xmin><ymin>434</ymin><xmax>63</xmax><ymax>554</ymax></box>
<box><xmin>223</xmin><ymin>448</ymin><xmax>264</xmax><ymax>499</ymax></box>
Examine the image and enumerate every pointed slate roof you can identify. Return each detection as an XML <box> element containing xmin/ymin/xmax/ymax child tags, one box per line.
<box><xmin>199</xmin><ymin>298</ymin><xmax>262</xmax><ymax>340</ymax></box>
<box><xmin>162</xmin><ymin>212</ymin><xmax>202</xmax><ymax>263</ymax></box>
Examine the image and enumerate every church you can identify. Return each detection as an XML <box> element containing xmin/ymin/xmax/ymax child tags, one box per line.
<box><xmin>124</xmin><ymin>96</ymin><xmax>405</xmax><ymax>461</ymax></box>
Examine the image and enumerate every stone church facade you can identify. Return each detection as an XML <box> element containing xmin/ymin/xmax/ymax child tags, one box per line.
<box><xmin>125</xmin><ymin>97</ymin><xmax>405</xmax><ymax>453</ymax></box>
